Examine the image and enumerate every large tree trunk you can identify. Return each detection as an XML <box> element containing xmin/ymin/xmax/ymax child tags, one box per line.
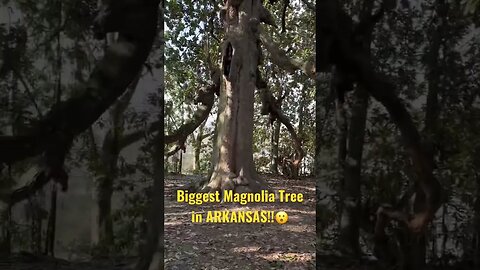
<box><xmin>205</xmin><ymin>0</ymin><xmax>272</xmax><ymax>193</ymax></box>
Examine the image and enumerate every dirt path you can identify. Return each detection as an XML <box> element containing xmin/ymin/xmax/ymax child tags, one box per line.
<box><xmin>164</xmin><ymin>174</ymin><xmax>316</xmax><ymax>270</ymax></box>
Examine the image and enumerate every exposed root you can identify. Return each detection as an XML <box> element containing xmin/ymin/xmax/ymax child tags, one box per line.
<box><xmin>191</xmin><ymin>170</ymin><xmax>270</xmax><ymax>197</ymax></box>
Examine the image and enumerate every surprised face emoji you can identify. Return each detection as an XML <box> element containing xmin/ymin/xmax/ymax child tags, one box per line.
<box><xmin>275</xmin><ymin>211</ymin><xmax>288</xmax><ymax>224</ymax></box>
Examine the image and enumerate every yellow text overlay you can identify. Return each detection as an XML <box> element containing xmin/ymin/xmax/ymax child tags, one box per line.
<box><xmin>177</xmin><ymin>190</ymin><xmax>304</xmax><ymax>205</ymax></box>
<box><xmin>191</xmin><ymin>210</ymin><xmax>275</xmax><ymax>223</ymax></box>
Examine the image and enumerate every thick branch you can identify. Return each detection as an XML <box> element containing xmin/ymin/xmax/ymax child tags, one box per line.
<box><xmin>259</xmin><ymin>28</ymin><xmax>315</xmax><ymax>79</ymax></box>
<box><xmin>166</xmin><ymin>85</ymin><xmax>216</xmax><ymax>144</ymax></box>
<box><xmin>119</xmin><ymin>81</ymin><xmax>217</xmax><ymax>151</ymax></box>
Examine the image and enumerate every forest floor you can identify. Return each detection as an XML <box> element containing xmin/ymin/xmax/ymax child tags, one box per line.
<box><xmin>164</xmin><ymin>174</ymin><xmax>316</xmax><ymax>270</ymax></box>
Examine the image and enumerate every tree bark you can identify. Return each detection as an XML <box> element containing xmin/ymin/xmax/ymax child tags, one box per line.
<box><xmin>205</xmin><ymin>0</ymin><xmax>272</xmax><ymax>193</ymax></box>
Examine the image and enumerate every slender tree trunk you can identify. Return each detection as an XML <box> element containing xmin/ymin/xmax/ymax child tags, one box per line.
<box><xmin>194</xmin><ymin>122</ymin><xmax>205</xmax><ymax>172</ymax></box>
<box><xmin>473</xmin><ymin>173</ymin><xmax>480</xmax><ymax>267</ymax></box>
<box><xmin>94</xmin><ymin>175</ymin><xmax>115</xmax><ymax>250</ymax></box>
<box><xmin>441</xmin><ymin>204</ymin><xmax>447</xmax><ymax>259</ymax></box>
<box><xmin>270</xmin><ymin>120</ymin><xmax>281</xmax><ymax>174</ymax></box>
<box><xmin>337</xmin><ymin>0</ymin><xmax>374</xmax><ymax>256</ymax></box>
<box><xmin>404</xmin><ymin>1</ymin><xmax>448</xmax><ymax>268</ymax></box>
<box><xmin>338</xmin><ymin>88</ymin><xmax>368</xmax><ymax>256</ymax></box>
<box><xmin>333</xmin><ymin>66</ymin><xmax>349</xmax><ymax>236</ymax></box>
<box><xmin>205</xmin><ymin>0</ymin><xmax>272</xmax><ymax>193</ymax></box>
<box><xmin>333</xmin><ymin>66</ymin><xmax>350</xmax><ymax>253</ymax></box>
<box><xmin>90</xmin><ymin>74</ymin><xmax>139</xmax><ymax>252</ymax></box>
<box><xmin>28</xmin><ymin>199</ymin><xmax>43</xmax><ymax>254</ymax></box>
<box><xmin>270</xmin><ymin>87</ymin><xmax>283</xmax><ymax>175</ymax></box>
<box><xmin>178</xmin><ymin>151</ymin><xmax>183</xmax><ymax>174</ymax></box>
<box><xmin>0</xmin><ymin>206</ymin><xmax>11</xmax><ymax>255</ymax></box>
<box><xmin>294</xmin><ymin>85</ymin><xmax>307</xmax><ymax>177</ymax></box>
<box><xmin>44</xmin><ymin>184</ymin><xmax>57</xmax><ymax>256</ymax></box>
<box><xmin>136</xmin><ymin>6</ymin><xmax>164</xmax><ymax>263</ymax></box>
<box><xmin>44</xmin><ymin>0</ymin><xmax>62</xmax><ymax>255</ymax></box>
<box><xmin>135</xmin><ymin>134</ymin><xmax>164</xmax><ymax>270</ymax></box>
<box><xmin>92</xmin><ymin>124</ymin><xmax>123</xmax><ymax>252</ymax></box>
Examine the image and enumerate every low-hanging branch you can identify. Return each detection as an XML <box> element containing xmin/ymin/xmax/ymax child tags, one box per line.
<box><xmin>259</xmin><ymin>28</ymin><xmax>315</xmax><ymax>79</ymax></box>
<box><xmin>162</xmin><ymin>70</ymin><xmax>220</xmax><ymax>155</ymax></box>
<box><xmin>165</xmin><ymin>83</ymin><xmax>217</xmax><ymax>145</ymax></box>
<box><xmin>120</xmin><ymin>81</ymin><xmax>217</xmax><ymax>154</ymax></box>
<box><xmin>122</xmin><ymin>70</ymin><xmax>219</xmax><ymax>158</ymax></box>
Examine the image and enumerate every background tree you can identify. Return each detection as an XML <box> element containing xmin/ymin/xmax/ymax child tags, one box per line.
<box><xmin>316</xmin><ymin>0</ymin><xmax>480</xmax><ymax>269</ymax></box>
<box><xmin>0</xmin><ymin>0</ymin><xmax>163</xmax><ymax>267</ymax></box>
